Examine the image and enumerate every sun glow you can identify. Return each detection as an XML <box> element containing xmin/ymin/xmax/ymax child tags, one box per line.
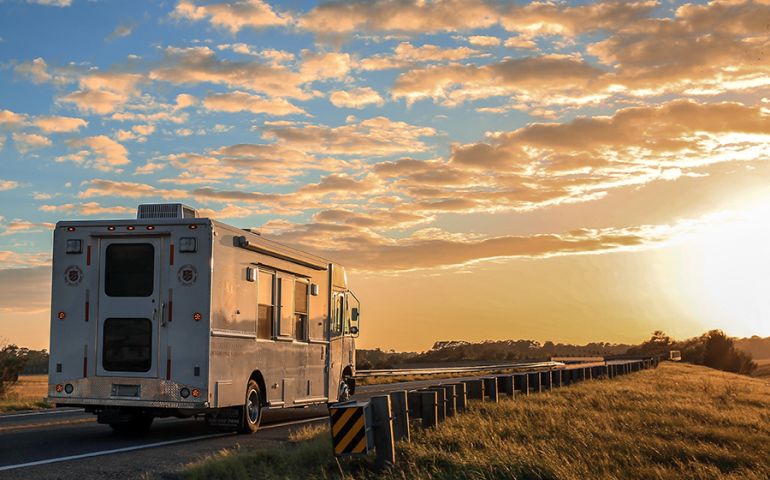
<box><xmin>680</xmin><ymin>200</ymin><xmax>770</xmax><ymax>337</ymax></box>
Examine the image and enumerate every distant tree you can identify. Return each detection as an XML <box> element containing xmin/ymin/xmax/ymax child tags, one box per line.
<box><xmin>700</xmin><ymin>330</ymin><xmax>757</xmax><ymax>375</ymax></box>
<box><xmin>0</xmin><ymin>344</ymin><xmax>28</xmax><ymax>397</ymax></box>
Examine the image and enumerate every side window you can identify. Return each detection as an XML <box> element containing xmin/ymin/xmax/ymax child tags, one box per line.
<box><xmin>257</xmin><ymin>270</ymin><xmax>275</xmax><ymax>339</ymax></box>
<box><xmin>343</xmin><ymin>293</ymin><xmax>351</xmax><ymax>335</ymax></box>
<box><xmin>331</xmin><ymin>293</ymin><xmax>344</xmax><ymax>337</ymax></box>
<box><xmin>294</xmin><ymin>280</ymin><xmax>309</xmax><ymax>341</ymax></box>
<box><xmin>278</xmin><ymin>275</ymin><xmax>294</xmax><ymax>337</ymax></box>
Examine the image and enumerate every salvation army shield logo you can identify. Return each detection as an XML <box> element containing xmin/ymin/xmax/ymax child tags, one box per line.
<box><xmin>178</xmin><ymin>265</ymin><xmax>197</xmax><ymax>286</ymax></box>
<box><xmin>64</xmin><ymin>266</ymin><xmax>83</xmax><ymax>286</ymax></box>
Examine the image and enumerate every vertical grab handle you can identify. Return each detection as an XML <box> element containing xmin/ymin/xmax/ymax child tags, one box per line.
<box><xmin>160</xmin><ymin>302</ymin><xmax>167</xmax><ymax>327</ymax></box>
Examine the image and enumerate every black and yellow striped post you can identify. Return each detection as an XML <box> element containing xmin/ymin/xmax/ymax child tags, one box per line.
<box><xmin>329</xmin><ymin>401</ymin><xmax>373</xmax><ymax>456</ymax></box>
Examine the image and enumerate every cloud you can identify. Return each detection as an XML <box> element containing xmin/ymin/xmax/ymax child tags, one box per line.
<box><xmin>587</xmin><ymin>0</ymin><xmax>770</xmax><ymax>95</ymax></box>
<box><xmin>33</xmin><ymin>115</ymin><xmax>88</xmax><ymax>133</ymax></box>
<box><xmin>392</xmin><ymin>54</ymin><xmax>603</xmax><ymax>106</ymax></box>
<box><xmin>14</xmin><ymin>58</ymin><xmax>55</xmax><ymax>84</ymax></box>
<box><xmin>60</xmin><ymin>136</ymin><xmax>129</xmax><ymax>171</ymax></box>
<box><xmin>172</xmin><ymin>0</ymin><xmax>290</xmax><ymax>33</ymax></box>
<box><xmin>78</xmin><ymin>179</ymin><xmax>187</xmax><ymax>200</ymax></box>
<box><xmin>0</xmin><ymin>219</ymin><xmax>55</xmax><ymax>236</ymax></box>
<box><xmin>107</xmin><ymin>22</ymin><xmax>136</xmax><ymax>41</ymax></box>
<box><xmin>298</xmin><ymin>0</ymin><xmax>500</xmax><ymax>37</ymax></box>
<box><xmin>258</xmin><ymin>218</ymin><xmax>680</xmax><ymax>272</ymax></box>
<box><xmin>12</xmin><ymin>132</ymin><xmax>51</xmax><ymax>153</ymax></box>
<box><xmin>203</xmin><ymin>91</ymin><xmax>306</xmax><ymax>116</ymax></box>
<box><xmin>39</xmin><ymin>202</ymin><xmax>134</xmax><ymax>216</ymax></box>
<box><xmin>149</xmin><ymin>46</ymin><xmax>310</xmax><ymax>99</ymax></box>
<box><xmin>0</xmin><ymin>267</ymin><xmax>50</xmax><ymax>316</ymax></box>
<box><xmin>0</xmin><ymin>109</ymin><xmax>26</xmax><ymax>128</ymax></box>
<box><xmin>467</xmin><ymin>35</ymin><xmax>500</xmax><ymax>47</ymax></box>
<box><xmin>329</xmin><ymin>87</ymin><xmax>385</xmax><ymax>109</ymax></box>
<box><xmin>26</xmin><ymin>0</ymin><xmax>70</xmax><ymax>7</ymax></box>
<box><xmin>60</xmin><ymin>72</ymin><xmax>143</xmax><ymax>114</ymax></box>
<box><xmin>359</xmin><ymin>42</ymin><xmax>483</xmax><ymax>71</ymax></box>
<box><xmin>0</xmin><ymin>179</ymin><xmax>19</xmax><ymax>191</ymax></box>
<box><xmin>261</xmin><ymin>116</ymin><xmax>438</xmax><ymax>156</ymax></box>
<box><xmin>298</xmin><ymin>0</ymin><xmax>655</xmax><ymax>39</ymax></box>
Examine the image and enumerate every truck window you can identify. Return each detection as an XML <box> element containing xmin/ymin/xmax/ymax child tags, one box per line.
<box><xmin>331</xmin><ymin>293</ymin><xmax>344</xmax><ymax>337</ymax></box>
<box><xmin>102</xmin><ymin>318</ymin><xmax>152</xmax><ymax>372</ymax></box>
<box><xmin>257</xmin><ymin>270</ymin><xmax>274</xmax><ymax>339</ymax></box>
<box><xmin>105</xmin><ymin>243</ymin><xmax>154</xmax><ymax>297</ymax></box>
<box><xmin>294</xmin><ymin>280</ymin><xmax>309</xmax><ymax>341</ymax></box>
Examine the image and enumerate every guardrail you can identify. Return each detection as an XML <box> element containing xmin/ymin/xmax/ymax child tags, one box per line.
<box><xmin>331</xmin><ymin>357</ymin><xmax>659</xmax><ymax>470</ymax></box>
<box><xmin>355</xmin><ymin>361</ymin><xmax>567</xmax><ymax>378</ymax></box>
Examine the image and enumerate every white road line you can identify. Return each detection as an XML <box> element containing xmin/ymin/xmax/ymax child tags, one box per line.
<box><xmin>0</xmin><ymin>416</ymin><xmax>327</xmax><ymax>472</ymax></box>
<box><xmin>0</xmin><ymin>409</ymin><xmax>82</xmax><ymax>419</ymax></box>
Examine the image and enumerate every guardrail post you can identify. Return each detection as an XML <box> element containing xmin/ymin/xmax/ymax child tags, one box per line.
<box><xmin>463</xmin><ymin>379</ymin><xmax>485</xmax><ymax>401</ymax></box>
<box><xmin>452</xmin><ymin>383</ymin><xmax>467</xmax><ymax>413</ymax></box>
<box><xmin>483</xmin><ymin>377</ymin><xmax>499</xmax><ymax>403</ymax></box>
<box><xmin>513</xmin><ymin>373</ymin><xmax>529</xmax><ymax>395</ymax></box>
<box><xmin>429</xmin><ymin>387</ymin><xmax>447</xmax><ymax>421</ymax></box>
<box><xmin>371</xmin><ymin>395</ymin><xmax>396</xmax><ymax>469</ymax></box>
<box><xmin>528</xmin><ymin>371</ymin><xmax>541</xmax><ymax>393</ymax></box>
<box><xmin>419</xmin><ymin>390</ymin><xmax>438</xmax><ymax>428</ymax></box>
<box><xmin>552</xmin><ymin>369</ymin><xmax>562</xmax><ymax>388</ymax></box>
<box><xmin>389</xmin><ymin>390</ymin><xmax>409</xmax><ymax>442</ymax></box>
<box><xmin>499</xmin><ymin>375</ymin><xmax>515</xmax><ymax>398</ymax></box>
<box><xmin>585</xmin><ymin>367</ymin><xmax>592</xmax><ymax>380</ymax></box>
<box><xmin>442</xmin><ymin>384</ymin><xmax>457</xmax><ymax>417</ymax></box>
<box><xmin>540</xmin><ymin>371</ymin><xmax>552</xmax><ymax>390</ymax></box>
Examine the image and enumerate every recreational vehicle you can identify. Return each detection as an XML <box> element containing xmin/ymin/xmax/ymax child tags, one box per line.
<box><xmin>47</xmin><ymin>204</ymin><xmax>360</xmax><ymax>434</ymax></box>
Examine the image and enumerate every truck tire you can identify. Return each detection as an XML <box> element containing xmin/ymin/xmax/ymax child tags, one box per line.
<box><xmin>238</xmin><ymin>380</ymin><xmax>262</xmax><ymax>434</ymax></box>
<box><xmin>109</xmin><ymin>414</ymin><xmax>153</xmax><ymax>435</ymax></box>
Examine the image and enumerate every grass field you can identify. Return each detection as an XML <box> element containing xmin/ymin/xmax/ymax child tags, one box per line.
<box><xmin>0</xmin><ymin>374</ymin><xmax>52</xmax><ymax>413</ymax></box>
<box><xmin>753</xmin><ymin>359</ymin><xmax>770</xmax><ymax>379</ymax></box>
<box><xmin>183</xmin><ymin>362</ymin><xmax>770</xmax><ymax>480</ymax></box>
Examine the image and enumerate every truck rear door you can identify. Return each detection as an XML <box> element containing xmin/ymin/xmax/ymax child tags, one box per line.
<box><xmin>96</xmin><ymin>237</ymin><xmax>166</xmax><ymax>378</ymax></box>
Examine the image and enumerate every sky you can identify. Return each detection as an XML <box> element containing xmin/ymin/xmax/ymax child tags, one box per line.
<box><xmin>0</xmin><ymin>0</ymin><xmax>769</xmax><ymax>352</ymax></box>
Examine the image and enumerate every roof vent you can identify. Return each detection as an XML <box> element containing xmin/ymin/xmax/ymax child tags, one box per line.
<box><xmin>137</xmin><ymin>203</ymin><xmax>197</xmax><ymax>219</ymax></box>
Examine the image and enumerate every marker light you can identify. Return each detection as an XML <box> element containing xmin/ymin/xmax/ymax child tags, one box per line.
<box><xmin>193</xmin><ymin>312</ymin><xmax>202</xmax><ymax>321</ymax></box>
<box><xmin>180</xmin><ymin>387</ymin><xmax>190</xmax><ymax>398</ymax></box>
<box><xmin>64</xmin><ymin>384</ymin><xmax>73</xmax><ymax>394</ymax></box>
<box><xmin>179</xmin><ymin>237</ymin><xmax>197</xmax><ymax>252</ymax></box>
<box><xmin>66</xmin><ymin>227</ymin><xmax>76</xmax><ymax>232</ymax></box>
<box><xmin>127</xmin><ymin>226</ymin><xmax>135</xmax><ymax>231</ymax></box>
<box><xmin>58</xmin><ymin>311</ymin><xmax>66</xmax><ymax>320</ymax></box>
<box><xmin>146</xmin><ymin>225</ymin><xmax>155</xmax><ymax>231</ymax></box>
<box><xmin>66</xmin><ymin>239</ymin><xmax>82</xmax><ymax>254</ymax></box>
<box><xmin>107</xmin><ymin>226</ymin><xmax>116</xmax><ymax>231</ymax></box>
<box><xmin>55</xmin><ymin>384</ymin><xmax>63</xmax><ymax>393</ymax></box>
<box><xmin>189</xmin><ymin>224</ymin><xmax>198</xmax><ymax>230</ymax></box>
<box><xmin>191</xmin><ymin>388</ymin><xmax>201</xmax><ymax>398</ymax></box>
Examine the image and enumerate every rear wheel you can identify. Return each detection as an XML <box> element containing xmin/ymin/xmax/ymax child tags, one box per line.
<box><xmin>109</xmin><ymin>414</ymin><xmax>153</xmax><ymax>435</ymax></box>
<box><xmin>238</xmin><ymin>380</ymin><xmax>262</xmax><ymax>434</ymax></box>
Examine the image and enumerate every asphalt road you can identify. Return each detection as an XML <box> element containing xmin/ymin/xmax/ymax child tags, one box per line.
<box><xmin>0</xmin><ymin>378</ymin><xmax>481</xmax><ymax>479</ymax></box>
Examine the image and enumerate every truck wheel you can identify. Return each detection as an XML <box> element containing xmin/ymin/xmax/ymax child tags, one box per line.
<box><xmin>109</xmin><ymin>414</ymin><xmax>153</xmax><ymax>435</ymax></box>
<box><xmin>238</xmin><ymin>380</ymin><xmax>262</xmax><ymax>434</ymax></box>
<box><xmin>338</xmin><ymin>380</ymin><xmax>351</xmax><ymax>402</ymax></box>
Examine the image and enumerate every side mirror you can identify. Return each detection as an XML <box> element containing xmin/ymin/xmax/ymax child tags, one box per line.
<box><xmin>350</xmin><ymin>326</ymin><xmax>359</xmax><ymax>335</ymax></box>
<box><xmin>351</xmin><ymin>307</ymin><xmax>359</xmax><ymax>321</ymax></box>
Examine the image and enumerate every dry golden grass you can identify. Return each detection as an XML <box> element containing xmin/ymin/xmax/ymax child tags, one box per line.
<box><xmin>0</xmin><ymin>374</ymin><xmax>52</xmax><ymax>413</ymax></box>
<box><xmin>183</xmin><ymin>363</ymin><xmax>770</xmax><ymax>480</ymax></box>
<box><xmin>753</xmin><ymin>359</ymin><xmax>770</xmax><ymax>379</ymax></box>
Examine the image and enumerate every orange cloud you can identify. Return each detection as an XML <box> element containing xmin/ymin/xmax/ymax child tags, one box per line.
<box><xmin>33</xmin><ymin>115</ymin><xmax>87</xmax><ymax>133</ymax></box>
<box><xmin>329</xmin><ymin>87</ymin><xmax>385</xmax><ymax>109</ymax></box>
<box><xmin>172</xmin><ymin>0</ymin><xmax>290</xmax><ymax>33</ymax></box>
<box><xmin>61</xmin><ymin>136</ymin><xmax>129</xmax><ymax>171</ymax></box>
<box><xmin>203</xmin><ymin>91</ymin><xmax>306</xmax><ymax>116</ymax></box>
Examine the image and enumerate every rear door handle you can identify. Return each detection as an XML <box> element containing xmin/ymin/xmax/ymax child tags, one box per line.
<box><xmin>160</xmin><ymin>302</ymin><xmax>167</xmax><ymax>327</ymax></box>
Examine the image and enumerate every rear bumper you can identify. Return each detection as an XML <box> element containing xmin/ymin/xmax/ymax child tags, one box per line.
<box><xmin>47</xmin><ymin>376</ymin><xmax>209</xmax><ymax>410</ymax></box>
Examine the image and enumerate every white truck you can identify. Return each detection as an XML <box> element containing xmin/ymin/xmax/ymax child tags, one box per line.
<box><xmin>47</xmin><ymin>203</ymin><xmax>360</xmax><ymax>433</ymax></box>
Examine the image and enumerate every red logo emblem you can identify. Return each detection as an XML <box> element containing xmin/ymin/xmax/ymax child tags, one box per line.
<box><xmin>177</xmin><ymin>265</ymin><xmax>197</xmax><ymax>285</ymax></box>
<box><xmin>64</xmin><ymin>266</ymin><xmax>82</xmax><ymax>286</ymax></box>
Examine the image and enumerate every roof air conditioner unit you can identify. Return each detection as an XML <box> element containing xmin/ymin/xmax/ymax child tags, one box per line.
<box><xmin>137</xmin><ymin>203</ymin><xmax>197</xmax><ymax>219</ymax></box>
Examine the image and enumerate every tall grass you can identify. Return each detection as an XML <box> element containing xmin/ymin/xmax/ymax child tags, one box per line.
<box><xmin>182</xmin><ymin>363</ymin><xmax>770</xmax><ymax>479</ymax></box>
<box><xmin>0</xmin><ymin>374</ymin><xmax>52</xmax><ymax>413</ymax></box>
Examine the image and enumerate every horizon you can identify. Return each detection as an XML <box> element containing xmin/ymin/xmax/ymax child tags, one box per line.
<box><xmin>1</xmin><ymin>0</ymin><xmax>770</xmax><ymax>352</ymax></box>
